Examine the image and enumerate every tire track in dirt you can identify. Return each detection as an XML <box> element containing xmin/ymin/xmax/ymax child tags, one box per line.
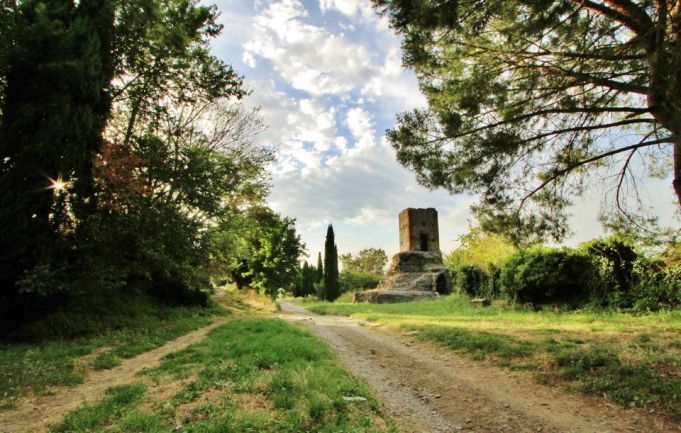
<box><xmin>279</xmin><ymin>301</ymin><xmax>680</xmax><ymax>433</ymax></box>
<box><xmin>0</xmin><ymin>318</ymin><xmax>229</xmax><ymax>433</ymax></box>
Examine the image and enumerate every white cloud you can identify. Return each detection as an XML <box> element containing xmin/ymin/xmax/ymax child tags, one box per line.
<box><xmin>291</xmin><ymin>99</ymin><xmax>337</xmax><ymax>152</ymax></box>
<box><xmin>346</xmin><ymin>107</ymin><xmax>375</xmax><ymax>149</ymax></box>
<box><xmin>319</xmin><ymin>0</ymin><xmax>374</xmax><ymax>19</ymax></box>
<box><xmin>268</xmin><ymin>136</ymin><xmax>465</xmax><ymax>252</ymax></box>
<box><xmin>243</xmin><ymin>0</ymin><xmax>374</xmax><ymax>96</ymax></box>
<box><xmin>334</xmin><ymin>136</ymin><xmax>348</xmax><ymax>152</ymax></box>
<box><xmin>244</xmin><ymin>80</ymin><xmax>338</xmax><ymax>174</ymax></box>
<box><xmin>362</xmin><ymin>47</ymin><xmax>427</xmax><ymax>109</ymax></box>
<box><xmin>242</xmin><ymin>51</ymin><xmax>256</xmax><ymax>68</ymax></box>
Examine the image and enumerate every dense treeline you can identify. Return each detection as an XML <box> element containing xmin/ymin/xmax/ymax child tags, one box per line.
<box><xmin>0</xmin><ymin>0</ymin><xmax>303</xmax><ymax>333</ymax></box>
<box><xmin>448</xmin><ymin>228</ymin><xmax>681</xmax><ymax>311</ymax></box>
<box><xmin>294</xmin><ymin>234</ymin><xmax>388</xmax><ymax>301</ymax></box>
<box><xmin>338</xmin><ymin>248</ymin><xmax>385</xmax><ymax>293</ymax></box>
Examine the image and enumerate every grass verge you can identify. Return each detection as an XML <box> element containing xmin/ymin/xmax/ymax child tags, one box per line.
<box><xmin>302</xmin><ymin>295</ymin><xmax>681</xmax><ymax>420</ymax></box>
<box><xmin>49</xmin><ymin>318</ymin><xmax>395</xmax><ymax>433</ymax></box>
<box><xmin>0</xmin><ymin>294</ymin><xmax>224</xmax><ymax>411</ymax></box>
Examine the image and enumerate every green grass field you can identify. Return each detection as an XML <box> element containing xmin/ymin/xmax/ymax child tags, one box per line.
<box><xmin>303</xmin><ymin>295</ymin><xmax>681</xmax><ymax>420</ymax></box>
<box><xmin>49</xmin><ymin>318</ymin><xmax>396</xmax><ymax>433</ymax></box>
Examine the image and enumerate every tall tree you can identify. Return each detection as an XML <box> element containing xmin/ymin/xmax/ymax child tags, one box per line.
<box><xmin>340</xmin><ymin>248</ymin><xmax>389</xmax><ymax>275</ymax></box>
<box><xmin>83</xmin><ymin>0</ymin><xmax>255</xmax><ymax>306</ymax></box>
<box><xmin>373</xmin><ymin>0</ymin><xmax>681</xmax><ymax>244</ymax></box>
<box><xmin>316</xmin><ymin>251</ymin><xmax>324</xmax><ymax>283</ymax></box>
<box><xmin>0</xmin><ymin>0</ymin><xmax>266</xmax><ymax>329</ymax></box>
<box><xmin>211</xmin><ymin>207</ymin><xmax>304</xmax><ymax>298</ymax></box>
<box><xmin>296</xmin><ymin>261</ymin><xmax>309</xmax><ymax>297</ymax></box>
<box><xmin>0</xmin><ymin>0</ymin><xmax>115</xmax><ymax>300</ymax></box>
<box><xmin>0</xmin><ymin>0</ymin><xmax>15</xmax><ymax>114</ymax></box>
<box><xmin>296</xmin><ymin>261</ymin><xmax>317</xmax><ymax>297</ymax></box>
<box><xmin>323</xmin><ymin>224</ymin><xmax>340</xmax><ymax>301</ymax></box>
<box><xmin>444</xmin><ymin>226</ymin><xmax>517</xmax><ymax>272</ymax></box>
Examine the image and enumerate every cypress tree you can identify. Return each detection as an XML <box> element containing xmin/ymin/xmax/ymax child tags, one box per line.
<box><xmin>304</xmin><ymin>263</ymin><xmax>315</xmax><ymax>296</ymax></box>
<box><xmin>296</xmin><ymin>261</ymin><xmax>308</xmax><ymax>297</ymax></box>
<box><xmin>316</xmin><ymin>252</ymin><xmax>323</xmax><ymax>283</ymax></box>
<box><xmin>323</xmin><ymin>224</ymin><xmax>339</xmax><ymax>301</ymax></box>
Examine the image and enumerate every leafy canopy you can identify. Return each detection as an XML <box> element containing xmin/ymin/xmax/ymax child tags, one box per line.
<box><xmin>444</xmin><ymin>226</ymin><xmax>517</xmax><ymax>272</ymax></box>
<box><xmin>340</xmin><ymin>248</ymin><xmax>389</xmax><ymax>275</ymax></box>
<box><xmin>373</xmin><ymin>0</ymin><xmax>681</xmax><ymax>244</ymax></box>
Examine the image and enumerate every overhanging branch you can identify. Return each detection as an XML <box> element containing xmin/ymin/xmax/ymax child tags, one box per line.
<box><xmin>517</xmin><ymin>136</ymin><xmax>674</xmax><ymax>212</ymax></box>
<box><xmin>573</xmin><ymin>0</ymin><xmax>653</xmax><ymax>36</ymax></box>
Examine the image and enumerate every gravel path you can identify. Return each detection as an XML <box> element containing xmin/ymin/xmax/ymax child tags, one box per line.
<box><xmin>0</xmin><ymin>318</ymin><xmax>229</xmax><ymax>433</ymax></box>
<box><xmin>279</xmin><ymin>301</ymin><xmax>680</xmax><ymax>433</ymax></box>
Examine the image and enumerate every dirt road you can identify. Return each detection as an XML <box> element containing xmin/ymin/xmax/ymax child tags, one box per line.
<box><xmin>0</xmin><ymin>318</ymin><xmax>229</xmax><ymax>433</ymax></box>
<box><xmin>279</xmin><ymin>301</ymin><xmax>680</xmax><ymax>433</ymax></box>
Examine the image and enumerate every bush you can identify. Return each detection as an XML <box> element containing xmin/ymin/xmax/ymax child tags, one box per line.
<box><xmin>454</xmin><ymin>265</ymin><xmax>490</xmax><ymax>298</ymax></box>
<box><xmin>487</xmin><ymin>264</ymin><xmax>501</xmax><ymax>298</ymax></box>
<box><xmin>580</xmin><ymin>237</ymin><xmax>639</xmax><ymax>308</ymax></box>
<box><xmin>500</xmin><ymin>247</ymin><xmax>596</xmax><ymax>307</ymax></box>
<box><xmin>630</xmin><ymin>261</ymin><xmax>681</xmax><ymax>311</ymax></box>
<box><xmin>339</xmin><ymin>270</ymin><xmax>381</xmax><ymax>293</ymax></box>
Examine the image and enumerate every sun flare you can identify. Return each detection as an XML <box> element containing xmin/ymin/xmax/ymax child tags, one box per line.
<box><xmin>48</xmin><ymin>176</ymin><xmax>69</xmax><ymax>193</ymax></box>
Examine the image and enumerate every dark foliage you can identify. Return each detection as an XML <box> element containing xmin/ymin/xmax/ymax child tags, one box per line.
<box><xmin>454</xmin><ymin>265</ymin><xmax>490</xmax><ymax>298</ymax></box>
<box><xmin>580</xmin><ymin>237</ymin><xmax>639</xmax><ymax>308</ymax></box>
<box><xmin>296</xmin><ymin>262</ymin><xmax>318</xmax><ymax>297</ymax></box>
<box><xmin>0</xmin><ymin>0</ymin><xmax>290</xmax><ymax>334</ymax></box>
<box><xmin>500</xmin><ymin>247</ymin><xmax>596</xmax><ymax>306</ymax></box>
<box><xmin>323</xmin><ymin>225</ymin><xmax>340</xmax><ymax>301</ymax></box>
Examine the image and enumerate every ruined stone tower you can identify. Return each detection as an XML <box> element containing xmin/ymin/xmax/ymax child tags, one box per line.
<box><xmin>399</xmin><ymin>208</ymin><xmax>440</xmax><ymax>252</ymax></box>
<box><xmin>354</xmin><ymin>208</ymin><xmax>451</xmax><ymax>303</ymax></box>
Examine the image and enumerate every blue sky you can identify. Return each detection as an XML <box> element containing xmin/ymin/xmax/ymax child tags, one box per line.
<box><xmin>209</xmin><ymin>0</ymin><xmax>679</xmax><ymax>260</ymax></box>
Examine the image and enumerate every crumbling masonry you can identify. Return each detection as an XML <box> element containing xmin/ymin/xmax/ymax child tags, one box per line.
<box><xmin>354</xmin><ymin>208</ymin><xmax>451</xmax><ymax>303</ymax></box>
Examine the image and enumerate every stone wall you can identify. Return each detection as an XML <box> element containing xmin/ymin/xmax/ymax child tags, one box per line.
<box><xmin>399</xmin><ymin>208</ymin><xmax>440</xmax><ymax>252</ymax></box>
<box><xmin>354</xmin><ymin>251</ymin><xmax>451</xmax><ymax>303</ymax></box>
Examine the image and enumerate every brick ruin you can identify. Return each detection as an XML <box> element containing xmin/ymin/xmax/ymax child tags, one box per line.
<box><xmin>354</xmin><ymin>208</ymin><xmax>451</xmax><ymax>303</ymax></box>
<box><xmin>399</xmin><ymin>207</ymin><xmax>440</xmax><ymax>252</ymax></box>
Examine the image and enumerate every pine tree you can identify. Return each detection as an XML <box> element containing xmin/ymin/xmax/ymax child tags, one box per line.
<box><xmin>323</xmin><ymin>224</ymin><xmax>339</xmax><ymax>301</ymax></box>
<box><xmin>373</xmin><ymin>0</ymin><xmax>681</xmax><ymax>242</ymax></box>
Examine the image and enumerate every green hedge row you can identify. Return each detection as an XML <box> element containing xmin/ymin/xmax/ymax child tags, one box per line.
<box><xmin>451</xmin><ymin>238</ymin><xmax>681</xmax><ymax>310</ymax></box>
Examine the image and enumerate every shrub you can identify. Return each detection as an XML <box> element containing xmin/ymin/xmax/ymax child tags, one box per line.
<box><xmin>339</xmin><ymin>270</ymin><xmax>381</xmax><ymax>293</ymax></box>
<box><xmin>454</xmin><ymin>265</ymin><xmax>490</xmax><ymax>298</ymax></box>
<box><xmin>487</xmin><ymin>264</ymin><xmax>501</xmax><ymax>298</ymax></box>
<box><xmin>500</xmin><ymin>247</ymin><xmax>595</xmax><ymax>306</ymax></box>
<box><xmin>580</xmin><ymin>237</ymin><xmax>639</xmax><ymax>308</ymax></box>
<box><xmin>630</xmin><ymin>261</ymin><xmax>681</xmax><ymax>311</ymax></box>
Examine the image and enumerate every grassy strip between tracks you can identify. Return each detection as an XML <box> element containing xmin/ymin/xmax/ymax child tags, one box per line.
<box><xmin>49</xmin><ymin>318</ymin><xmax>396</xmax><ymax>433</ymax></box>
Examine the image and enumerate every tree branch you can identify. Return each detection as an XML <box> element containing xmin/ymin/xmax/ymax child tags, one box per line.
<box><xmin>517</xmin><ymin>137</ymin><xmax>674</xmax><ymax>211</ymax></box>
<box><xmin>448</xmin><ymin>107</ymin><xmax>649</xmax><ymax>140</ymax></box>
<box><xmin>545</xmin><ymin>64</ymin><xmax>648</xmax><ymax>94</ymax></box>
<box><xmin>515</xmin><ymin>118</ymin><xmax>657</xmax><ymax>146</ymax></box>
<box><xmin>572</xmin><ymin>0</ymin><xmax>653</xmax><ymax>37</ymax></box>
